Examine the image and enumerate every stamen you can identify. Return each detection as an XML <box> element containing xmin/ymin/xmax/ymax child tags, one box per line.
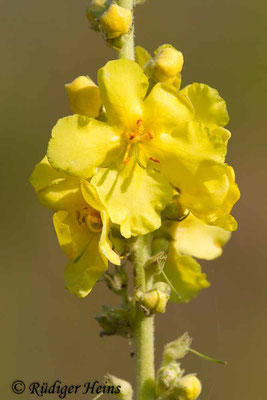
<box><xmin>78</xmin><ymin>207</ymin><xmax>103</xmax><ymax>232</ymax></box>
<box><xmin>85</xmin><ymin>216</ymin><xmax>102</xmax><ymax>232</ymax></box>
<box><xmin>123</xmin><ymin>119</ymin><xmax>158</xmax><ymax>166</ymax></box>
<box><xmin>123</xmin><ymin>142</ymin><xmax>132</xmax><ymax>164</ymax></box>
<box><xmin>149</xmin><ymin>157</ymin><xmax>160</xmax><ymax>164</ymax></box>
<box><xmin>136</xmin><ymin>119</ymin><xmax>144</xmax><ymax>135</ymax></box>
<box><xmin>135</xmin><ymin>146</ymin><xmax>146</xmax><ymax>169</ymax></box>
<box><xmin>147</xmin><ymin>131</ymin><xmax>154</xmax><ymax>140</ymax></box>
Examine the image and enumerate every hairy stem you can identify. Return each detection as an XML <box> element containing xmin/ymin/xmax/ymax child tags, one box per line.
<box><xmin>132</xmin><ymin>235</ymin><xmax>155</xmax><ymax>400</ymax></box>
<box><xmin>115</xmin><ymin>4</ymin><xmax>154</xmax><ymax>398</ymax></box>
<box><xmin>117</xmin><ymin>0</ymin><xmax>135</xmax><ymax>60</ymax></box>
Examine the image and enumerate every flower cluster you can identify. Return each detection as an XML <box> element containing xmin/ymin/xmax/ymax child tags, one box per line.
<box><xmin>30</xmin><ymin>44</ymin><xmax>239</xmax><ymax>300</ymax></box>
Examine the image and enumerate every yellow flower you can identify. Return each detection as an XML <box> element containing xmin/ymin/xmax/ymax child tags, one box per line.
<box><xmin>30</xmin><ymin>157</ymin><xmax>120</xmax><ymax>297</ymax></box>
<box><xmin>65</xmin><ymin>76</ymin><xmax>102</xmax><ymax>118</ymax></box>
<box><xmin>100</xmin><ymin>4</ymin><xmax>132</xmax><ymax>39</ymax></box>
<box><xmin>47</xmin><ymin>59</ymin><xmax>238</xmax><ymax>238</ymax></box>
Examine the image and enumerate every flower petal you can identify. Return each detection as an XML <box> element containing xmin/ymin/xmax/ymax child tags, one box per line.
<box><xmin>162</xmin><ymin>244</ymin><xmax>210</xmax><ymax>303</ymax></box>
<box><xmin>98</xmin><ymin>59</ymin><xmax>149</xmax><ymax>129</ymax></box>
<box><xmin>90</xmin><ymin>155</ymin><xmax>173</xmax><ymax>238</ymax></box>
<box><xmin>146</xmin><ymin>120</ymin><xmax>227</xmax><ymax>171</ymax></box>
<box><xmin>143</xmin><ymin>83</ymin><xmax>194</xmax><ymax>134</ymax></box>
<box><xmin>30</xmin><ymin>156</ymin><xmax>85</xmax><ymax>211</ymax></box>
<box><xmin>53</xmin><ymin>210</ymin><xmax>90</xmax><ymax>260</ymax></box>
<box><xmin>178</xmin><ymin>162</ymin><xmax>229</xmax><ymax>220</ymax></box>
<box><xmin>180</xmin><ymin>83</ymin><xmax>229</xmax><ymax>129</ymax></box>
<box><xmin>99</xmin><ymin>210</ymin><xmax>121</xmax><ymax>265</ymax></box>
<box><xmin>202</xmin><ymin>165</ymin><xmax>240</xmax><ymax>231</ymax></box>
<box><xmin>47</xmin><ymin>115</ymin><xmax>121</xmax><ymax>178</ymax></box>
<box><xmin>145</xmin><ymin>120</ymin><xmax>229</xmax><ymax>220</ymax></box>
<box><xmin>135</xmin><ymin>46</ymin><xmax>151</xmax><ymax>68</ymax></box>
<box><xmin>81</xmin><ymin>180</ymin><xmax>121</xmax><ymax>265</ymax></box>
<box><xmin>64</xmin><ymin>233</ymin><xmax>107</xmax><ymax>298</ymax></box>
<box><xmin>169</xmin><ymin>213</ymin><xmax>231</xmax><ymax>260</ymax></box>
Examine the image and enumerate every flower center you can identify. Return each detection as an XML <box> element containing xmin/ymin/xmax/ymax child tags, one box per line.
<box><xmin>123</xmin><ymin>119</ymin><xmax>160</xmax><ymax>165</ymax></box>
<box><xmin>78</xmin><ymin>207</ymin><xmax>102</xmax><ymax>233</ymax></box>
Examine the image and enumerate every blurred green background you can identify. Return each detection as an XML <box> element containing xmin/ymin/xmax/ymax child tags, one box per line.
<box><xmin>1</xmin><ymin>0</ymin><xmax>266</xmax><ymax>399</ymax></box>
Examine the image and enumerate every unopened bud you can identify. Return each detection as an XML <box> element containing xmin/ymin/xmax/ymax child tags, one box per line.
<box><xmin>177</xmin><ymin>375</ymin><xmax>202</xmax><ymax>400</ymax></box>
<box><xmin>104</xmin><ymin>374</ymin><xmax>133</xmax><ymax>400</ymax></box>
<box><xmin>100</xmin><ymin>4</ymin><xmax>132</xmax><ymax>39</ymax></box>
<box><xmin>65</xmin><ymin>76</ymin><xmax>102</xmax><ymax>118</ymax></box>
<box><xmin>144</xmin><ymin>45</ymin><xmax>184</xmax><ymax>83</ymax></box>
<box><xmin>87</xmin><ymin>0</ymin><xmax>109</xmax><ymax>31</ymax></box>
<box><xmin>156</xmin><ymin>362</ymin><xmax>183</xmax><ymax>395</ymax></box>
<box><xmin>136</xmin><ymin>285</ymin><xmax>170</xmax><ymax>316</ymax></box>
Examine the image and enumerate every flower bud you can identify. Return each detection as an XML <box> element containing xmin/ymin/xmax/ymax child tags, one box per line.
<box><xmin>144</xmin><ymin>45</ymin><xmax>184</xmax><ymax>83</ymax></box>
<box><xmin>156</xmin><ymin>362</ymin><xmax>183</xmax><ymax>395</ymax></box>
<box><xmin>100</xmin><ymin>4</ymin><xmax>132</xmax><ymax>39</ymax></box>
<box><xmin>87</xmin><ymin>0</ymin><xmax>109</xmax><ymax>31</ymax></box>
<box><xmin>65</xmin><ymin>76</ymin><xmax>102</xmax><ymax>118</ymax></box>
<box><xmin>136</xmin><ymin>285</ymin><xmax>170</xmax><ymax>316</ymax></box>
<box><xmin>104</xmin><ymin>374</ymin><xmax>133</xmax><ymax>400</ymax></box>
<box><xmin>177</xmin><ymin>375</ymin><xmax>202</xmax><ymax>400</ymax></box>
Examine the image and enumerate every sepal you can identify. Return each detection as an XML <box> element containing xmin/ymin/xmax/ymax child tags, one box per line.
<box><xmin>103</xmin><ymin>266</ymin><xmax>128</xmax><ymax>296</ymax></box>
<box><xmin>156</xmin><ymin>362</ymin><xmax>183</xmax><ymax>396</ymax></box>
<box><xmin>96</xmin><ymin>305</ymin><xmax>133</xmax><ymax>337</ymax></box>
<box><xmin>86</xmin><ymin>0</ymin><xmax>109</xmax><ymax>31</ymax></box>
<box><xmin>162</xmin><ymin>333</ymin><xmax>192</xmax><ymax>366</ymax></box>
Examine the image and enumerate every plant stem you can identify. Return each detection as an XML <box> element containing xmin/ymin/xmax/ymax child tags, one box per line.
<box><xmin>117</xmin><ymin>0</ymin><xmax>135</xmax><ymax>60</ymax></box>
<box><xmin>115</xmin><ymin>4</ymin><xmax>154</xmax><ymax>398</ymax></box>
<box><xmin>132</xmin><ymin>235</ymin><xmax>155</xmax><ymax>400</ymax></box>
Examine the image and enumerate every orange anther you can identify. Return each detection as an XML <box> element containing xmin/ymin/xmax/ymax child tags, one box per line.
<box><xmin>123</xmin><ymin>157</ymin><xmax>130</xmax><ymax>164</ymax></box>
<box><xmin>149</xmin><ymin>157</ymin><xmax>160</xmax><ymax>163</ymax></box>
<box><xmin>129</xmin><ymin>132</ymin><xmax>136</xmax><ymax>140</ymax></box>
<box><xmin>147</xmin><ymin>131</ymin><xmax>154</xmax><ymax>140</ymax></box>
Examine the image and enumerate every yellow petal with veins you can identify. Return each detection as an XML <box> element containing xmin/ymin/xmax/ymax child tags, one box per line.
<box><xmin>91</xmin><ymin>154</ymin><xmax>173</xmax><ymax>238</ymax></box>
<box><xmin>47</xmin><ymin>115</ymin><xmax>121</xmax><ymax>178</ymax></box>
<box><xmin>65</xmin><ymin>233</ymin><xmax>107</xmax><ymax>298</ymax></box>
<box><xmin>30</xmin><ymin>156</ymin><xmax>85</xmax><ymax>211</ymax></box>
<box><xmin>98</xmin><ymin>59</ymin><xmax>149</xmax><ymax>130</ymax></box>
<box><xmin>169</xmin><ymin>213</ymin><xmax>231</xmax><ymax>260</ymax></box>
